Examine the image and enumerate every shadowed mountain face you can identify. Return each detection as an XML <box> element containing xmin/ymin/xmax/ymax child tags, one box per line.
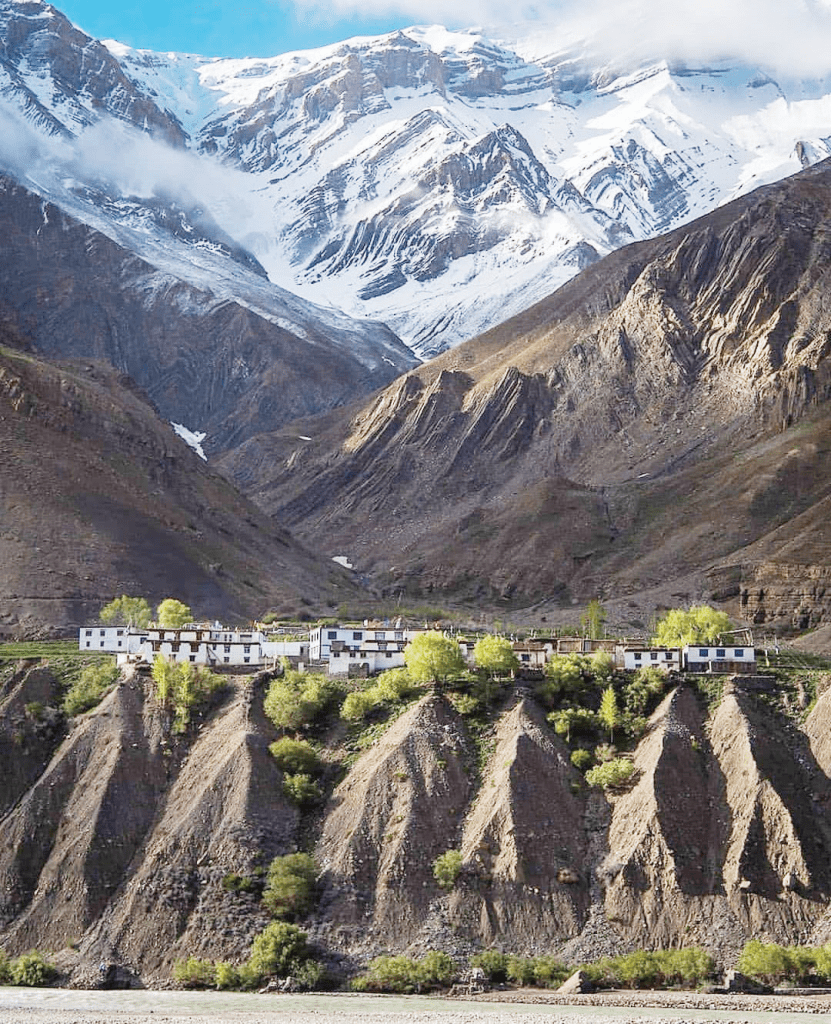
<box><xmin>0</xmin><ymin>177</ymin><xmax>416</xmax><ymax>456</ymax></box>
<box><xmin>219</xmin><ymin>161</ymin><xmax>831</xmax><ymax>626</ymax></box>
<box><xmin>0</xmin><ymin>330</ymin><xmax>359</xmax><ymax>634</ymax></box>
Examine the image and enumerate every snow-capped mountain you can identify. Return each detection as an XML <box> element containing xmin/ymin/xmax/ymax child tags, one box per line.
<box><xmin>3</xmin><ymin>0</ymin><xmax>831</xmax><ymax>358</ymax></box>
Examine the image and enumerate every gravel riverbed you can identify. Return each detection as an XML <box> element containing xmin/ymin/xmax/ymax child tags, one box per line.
<box><xmin>2</xmin><ymin>989</ymin><xmax>831</xmax><ymax>1024</ymax></box>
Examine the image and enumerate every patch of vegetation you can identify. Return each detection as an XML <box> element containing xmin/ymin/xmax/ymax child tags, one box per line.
<box><xmin>264</xmin><ymin>666</ymin><xmax>343</xmax><ymax>734</ymax></box>
<box><xmin>432</xmin><ymin>849</ymin><xmax>462</xmax><ymax>890</ymax></box>
<box><xmin>151</xmin><ymin>660</ymin><xmax>224</xmax><ymax>734</ymax></box>
<box><xmin>262</xmin><ymin>853</ymin><xmax>318</xmax><ymax>920</ymax></box>
<box><xmin>352</xmin><ymin>950</ymin><xmax>456</xmax><ymax>993</ymax></box>
<box><xmin>99</xmin><ymin>595</ymin><xmax>152</xmax><ymax>628</ymax></box>
<box><xmin>282</xmin><ymin>772</ymin><xmax>322</xmax><ymax>808</ymax></box>
<box><xmin>580</xmin><ymin>947</ymin><xmax>715</xmax><ymax>989</ymax></box>
<box><xmin>737</xmin><ymin>940</ymin><xmax>831</xmax><ymax>986</ymax></box>
<box><xmin>0</xmin><ymin>949</ymin><xmax>59</xmax><ymax>986</ymax></box>
<box><xmin>268</xmin><ymin>737</ymin><xmax>323</xmax><ymax>776</ymax></box>
<box><xmin>221</xmin><ymin>872</ymin><xmax>255</xmax><ymax>894</ymax></box>
<box><xmin>340</xmin><ymin>668</ymin><xmax>422</xmax><ymax>723</ymax></box>
<box><xmin>62</xmin><ymin>661</ymin><xmax>118</xmax><ymax>716</ymax></box>
<box><xmin>584</xmin><ymin>758</ymin><xmax>635</xmax><ymax>790</ymax></box>
<box><xmin>173</xmin><ymin>921</ymin><xmax>323</xmax><ymax>991</ymax></box>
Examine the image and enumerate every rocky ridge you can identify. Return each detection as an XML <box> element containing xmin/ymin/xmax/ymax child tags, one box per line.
<box><xmin>3</xmin><ymin>671</ymin><xmax>831</xmax><ymax>982</ymax></box>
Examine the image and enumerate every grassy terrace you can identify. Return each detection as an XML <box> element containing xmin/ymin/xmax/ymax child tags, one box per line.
<box><xmin>0</xmin><ymin>640</ymin><xmax>90</xmax><ymax>661</ymax></box>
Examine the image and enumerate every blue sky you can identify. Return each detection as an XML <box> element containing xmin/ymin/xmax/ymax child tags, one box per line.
<box><xmin>57</xmin><ymin>0</ymin><xmax>417</xmax><ymax>57</ymax></box>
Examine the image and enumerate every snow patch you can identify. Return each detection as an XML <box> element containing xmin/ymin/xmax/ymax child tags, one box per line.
<box><xmin>171</xmin><ymin>422</ymin><xmax>208</xmax><ymax>460</ymax></box>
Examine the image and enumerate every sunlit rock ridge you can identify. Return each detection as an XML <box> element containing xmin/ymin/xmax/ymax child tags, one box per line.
<box><xmin>3</xmin><ymin>0</ymin><xmax>831</xmax><ymax>357</ymax></box>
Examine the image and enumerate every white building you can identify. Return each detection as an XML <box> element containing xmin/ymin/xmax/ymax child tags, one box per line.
<box><xmin>309</xmin><ymin>624</ymin><xmax>423</xmax><ymax>675</ymax></box>
<box><xmin>683</xmin><ymin>644</ymin><xmax>756</xmax><ymax>673</ymax></box>
<box><xmin>79</xmin><ymin>626</ymin><xmax>308</xmax><ymax>668</ymax></box>
<box><xmin>622</xmin><ymin>647</ymin><xmax>682</xmax><ymax>672</ymax></box>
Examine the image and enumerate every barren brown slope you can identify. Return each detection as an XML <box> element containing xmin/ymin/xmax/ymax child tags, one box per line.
<box><xmin>0</xmin><ymin>669</ymin><xmax>298</xmax><ymax>983</ymax></box>
<box><xmin>449</xmin><ymin>697</ymin><xmax>589</xmax><ymax>950</ymax></box>
<box><xmin>0</xmin><ymin>336</ymin><xmax>361</xmax><ymax>633</ymax></box>
<box><xmin>315</xmin><ymin>693</ymin><xmax>472</xmax><ymax>954</ymax></box>
<box><xmin>219</xmin><ymin>159</ymin><xmax>831</xmax><ymax>622</ymax></box>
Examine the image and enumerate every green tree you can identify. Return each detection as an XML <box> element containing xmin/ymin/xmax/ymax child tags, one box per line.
<box><xmin>269</xmin><ymin>737</ymin><xmax>322</xmax><ymax>775</ymax></box>
<box><xmin>100</xmin><ymin>595</ymin><xmax>152</xmax><ymax>628</ymax></box>
<box><xmin>405</xmin><ymin>631</ymin><xmax>464</xmax><ymax>685</ymax></box>
<box><xmin>580</xmin><ymin>599</ymin><xmax>607</xmax><ymax>639</ymax></box>
<box><xmin>599</xmin><ymin>685</ymin><xmax>620</xmax><ymax>742</ymax></box>
<box><xmin>473</xmin><ymin>635</ymin><xmax>519</xmax><ymax>678</ymax></box>
<box><xmin>264</xmin><ymin>669</ymin><xmax>340</xmax><ymax>732</ymax></box>
<box><xmin>262</xmin><ymin>853</ymin><xmax>318</xmax><ymax>919</ymax></box>
<box><xmin>156</xmin><ymin>598</ymin><xmax>193</xmax><ymax>628</ymax></box>
<box><xmin>653</xmin><ymin>605</ymin><xmax>730</xmax><ymax>646</ymax></box>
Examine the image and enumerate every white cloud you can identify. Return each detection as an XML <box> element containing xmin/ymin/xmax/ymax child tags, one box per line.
<box><xmin>294</xmin><ymin>0</ymin><xmax>831</xmax><ymax>76</ymax></box>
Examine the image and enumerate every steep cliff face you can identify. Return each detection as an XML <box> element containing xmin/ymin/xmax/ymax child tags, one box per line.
<box><xmin>4</xmin><ymin>674</ymin><xmax>831</xmax><ymax>982</ymax></box>
<box><xmin>222</xmin><ymin>161</ymin><xmax>831</xmax><ymax>624</ymax></box>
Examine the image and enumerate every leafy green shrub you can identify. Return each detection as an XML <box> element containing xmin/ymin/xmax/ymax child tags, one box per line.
<box><xmin>173</xmin><ymin>956</ymin><xmax>216</xmax><ymax>988</ymax></box>
<box><xmin>585</xmin><ymin>758</ymin><xmax>635</xmax><ymax>789</ymax></box>
<box><xmin>24</xmin><ymin>702</ymin><xmax>45</xmax><ymax>721</ymax></box>
<box><xmin>538</xmin><ymin>655</ymin><xmax>588</xmax><ymax>703</ymax></box>
<box><xmin>579</xmin><ymin>948</ymin><xmax>715</xmax><ymax>989</ymax></box>
<box><xmin>262</xmin><ymin>853</ymin><xmax>318</xmax><ymax>919</ymax></box>
<box><xmin>570</xmin><ymin>748</ymin><xmax>593</xmax><ymax>771</ymax></box>
<box><xmin>373</xmin><ymin>668</ymin><xmax>418</xmax><ymax>703</ymax></box>
<box><xmin>447</xmin><ymin>692</ymin><xmax>479</xmax><ymax>715</ymax></box>
<box><xmin>474</xmin><ymin>635</ymin><xmax>518</xmax><ymax>678</ymax></box>
<box><xmin>282</xmin><ymin>773</ymin><xmax>322</xmax><ymax>808</ymax></box>
<box><xmin>151</xmin><ymin>660</ymin><xmax>222</xmax><ymax>733</ymax></box>
<box><xmin>0</xmin><ymin>949</ymin><xmax>11</xmax><ymax>985</ymax></box>
<box><xmin>531</xmin><ymin>955</ymin><xmax>570</xmax><ymax>988</ymax></box>
<box><xmin>247</xmin><ymin>922</ymin><xmax>312</xmax><ymax>984</ymax></box>
<box><xmin>269</xmin><ymin>737</ymin><xmax>322</xmax><ymax>775</ymax></box>
<box><xmin>214</xmin><ymin>961</ymin><xmax>240</xmax><ymax>989</ymax></box>
<box><xmin>432</xmin><ymin>849</ymin><xmax>462</xmax><ymax>890</ymax></box>
<box><xmin>506</xmin><ymin>955</ymin><xmax>536</xmax><ymax>986</ymax></box>
<box><xmin>405</xmin><ymin>632</ymin><xmax>465</xmax><ymax>685</ymax></box>
<box><xmin>100</xmin><ymin>595</ymin><xmax>152</xmax><ymax>628</ymax></box>
<box><xmin>470</xmin><ymin>950</ymin><xmax>509</xmax><ymax>982</ymax></box>
<box><xmin>735</xmin><ymin>941</ymin><xmax>824</xmax><ymax>985</ymax></box>
<box><xmin>265</xmin><ymin>669</ymin><xmax>341</xmax><ymax>732</ymax></box>
<box><xmin>341</xmin><ymin>688</ymin><xmax>380</xmax><ymax>723</ymax></box>
<box><xmin>63</xmin><ymin>661</ymin><xmax>118</xmax><ymax>716</ymax></box>
<box><xmin>353</xmin><ymin>951</ymin><xmax>455</xmax><ymax>993</ymax></box>
<box><xmin>548</xmin><ymin>707</ymin><xmax>599</xmax><ymax>742</ymax></box>
<box><xmin>10</xmin><ymin>951</ymin><xmax>58</xmax><ymax>987</ymax></box>
<box><xmin>417</xmin><ymin>950</ymin><xmax>456</xmax><ymax>987</ymax></box>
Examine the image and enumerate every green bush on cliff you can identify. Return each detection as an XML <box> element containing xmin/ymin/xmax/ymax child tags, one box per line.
<box><xmin>432</xmin><ymin>849</ymin><xmax>462</xmax><ymax>890</ymax></box>
<box><xmin>63</xmin><ymin>661</ymin><xmax>118</xmax><ymax>716</ymax></box>
<box><xmin>268</xmin><ymin>737</ymin><xmax>322</xmax><ymax>776</ymax></box>
<box><xmin>173</xmin><ymin>956</ymin><xmax>215</xmax><ymax>988</ymax></box>
<box><xmin>265</xmin><ymin>669</ymin><xmax>342</xmax><ymax>733</ymax></box>
<box><xmin>585</xmin><ymin>758</ymin><xmax>635</xmax><ymax>789</ymax></box>
<box><xmin>737</xmin><ymin>940</ymin><xmax>831</xmax><ymax>985</ymax></box>
<box><xmin>262</xmin><ymin>853</ymin><xmax>318</xmax><ymax>920</ymax></box>
<box><xmin>151</xmin><ymin>659</ymin><xmax>223</xmax><ymax>734</ymax></box>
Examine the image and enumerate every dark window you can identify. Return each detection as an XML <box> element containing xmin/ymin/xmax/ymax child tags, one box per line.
<box><xmin>117</xmin><ymin>630</ymin><xmax>124</xmax><ymax>636</ymax></box>
<box><xmin>716</xmin><ymin>648</ymin><xmax>725</xmax><ymax>658</ymax></box>
<box><xmin>651</xmin><ymin>652</ymin><xmax>658</xmax><ymax>660</ymax></box>
<box><xmin>190</xmin><ymin>655</ymin><xmax>196</xmax><ymax>662</ymax></box>
<box><xmin>386</xmin><ymin>652</ymin><xmax>393</xmax><ymax>658</ymax></box>
<box><xmin>699</xmin><ymin>649</ymin><xmax>708</xmax><ymax>657</ymax></box>
<box><xmin>225</xmin><ymin>645</ymin><xmax>231</xmax><ymax>653</ymax></box>
<box><xmin>735</xmin><ymin>648</ymin><xmax>744</xmax><ymax>657</ymax></box>
<box><xmin>85</xmin><ymin>641</ymin><xmax>90</xmax><ymax>648</ymax></box>
<box><xmin>85</xmin><ymin>630</ymin><xmax>92</xmax><ymax>636</ymax></box>
<box><xmin>327</xmin><ymin>631</ymin><xmax>337</xmax><ymax>639</ymax></box>
<box><xmin>522</xmin><ymin>654</ymin><xmax>530</xmax><ymax>662</ymax></box>
<box><xmin>634</xmin><ymin>652</ymin><xmax>642</xmax><ymax>660</ymax></box>
<box><xmin>244</xmin><ymin>645</ymin><xmax>251</xmax><ymax>653</ymax></box>
<box><xmin>353</xmin><ymin>631</ymin><xmax>363</xmax><ymax>640</ymax></box>
<box><xmin>224</xmin><ymin>657</ymin><xmax>229</xmax><ymax>663</ymax></box>
<box><xmin>244</xmin><ymin>657</ymin><xmax>250</xmax><ymax>663</ymax></box>
<box><xmin>100</xmin><ymin>629</ymin><xmax>105</xmax><ymax>636</ymax></box>
<box><xmin>395</xmin><ymin>631</ymin><xmax>404</xmax><ymax>640</ymax></box>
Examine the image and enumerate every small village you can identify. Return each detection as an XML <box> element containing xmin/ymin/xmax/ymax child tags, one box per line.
<box><xmin>79</xmin><ymin>619</ymin><xmax>759</xmax><ymax>677</ymax></box>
